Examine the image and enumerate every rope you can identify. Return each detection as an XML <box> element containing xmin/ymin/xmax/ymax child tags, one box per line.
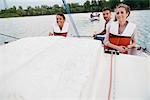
<box><xmin>108</xmin><ymin>54</ymin><xmax>113</xmax><ymax>100</ymax></box>
<box><xmin>0</xmin><ymin>33</ymin><xmax>20</xmax><ymax>39</ymax></box>
<box><xmin>73</xmin><ymin>35</ymin><xmax>93</xmax><ymax>37</ymax></box>
<box><xmin>112</xmin><ymin>53</ymin><xmax>117</xmax><ymax>100</ymax></box>
<box><xmin>108</xmin><ymin>51</ymin><xmax>117</xmax><ymax>100</ymax></box>
<box><xmin>61</xmin><ymin>0</ymin><xmax>80</xmax><ymax>37</ymax></box>
<box><xmin>140</xmin><ymin>47</ymin><xmax>150</xmax><ymax>55</ymax></box>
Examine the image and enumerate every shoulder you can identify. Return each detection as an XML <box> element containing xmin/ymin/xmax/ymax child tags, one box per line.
<box><xmin>108</xmin><ymin>19</ymin><xmax>114</xmax><ymax>24</ymax></box>
<box><xmin>128</xmin><ymin>22</ymin><xmax>136</xmax><ymax>29</ymax></box>
<box><xmin>109</xmin><ymin>21</ymin><xmax>118</xmax><ymax>27</ymax></box>
<box><xmin>107</xmin><ymin>20</ymin><xmax>115</xmax><ymax>27</ymax></box>
<box><xmin>64</xmin><ymin>21</ymin><xmax>69</xmax><ymax>28</ymax></box>
<box><xmin>64</xmin><ymin>22</ymin><xmax>69</xmax><ymax>26</ymax></box>
<box><xmin>107</xmin><ymin>19</ymin><xmax>115</xmax><ymax>25</ymax></box>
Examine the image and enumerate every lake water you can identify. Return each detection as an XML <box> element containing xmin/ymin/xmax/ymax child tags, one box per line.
<box><xmin>0</xmin><ymin>10</ymin><xmax>150</xmax><ymax>51</ymax></box>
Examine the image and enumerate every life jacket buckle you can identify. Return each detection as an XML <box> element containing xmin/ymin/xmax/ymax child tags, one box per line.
<box><xmin>104</xmin><ymin>49</ymin><xmax>120</xmax><ymax>55</ymax></box>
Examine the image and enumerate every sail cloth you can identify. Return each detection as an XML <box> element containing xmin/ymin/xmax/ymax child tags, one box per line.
<box><xmin>0</xmin><ymin>36</ymin><xmax>102</xmax><ymax>100</ymax></box>
<box><xmin>0</xmin><ymin>36</ymin><xmax>149</xmax><ymax>100</ymax></box>
<box><xmin>81</xmin><ymin>51</ymin><xmax>150</xmax><ymax>100</ymax></box>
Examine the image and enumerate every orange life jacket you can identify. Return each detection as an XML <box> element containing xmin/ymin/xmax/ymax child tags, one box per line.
<box><xmin>104</xmin><ymin>33</ymin><xmax>131</xmax><ymax>54</ymax></box>
<box><xmin>104</xmin><ymin>21</ymin><xmax>136</xmax><ymax>54</ymax></box>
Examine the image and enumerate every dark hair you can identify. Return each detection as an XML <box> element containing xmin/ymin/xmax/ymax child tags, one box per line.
<box><xmin>56</xmin><ymin>13</ymin><xmax>65</xmax><ymax>20</ymax></box>
<box><xmin>116</xmin><ymin>3</ymin><xmax>130</xmax><ymax>17</ymax></box>
<box><xmin>102</xmin><ymin>7</ymin><xmax>111</xmax><ymax>12</ymax></box>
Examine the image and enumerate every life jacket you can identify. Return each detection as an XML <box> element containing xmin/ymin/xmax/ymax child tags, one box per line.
<box><xmin>51</xmin><ymin>22</ymin><xmax>69</xmax><ymax>37</ymax></box>
<box><xmin>54</xmin><ymin>32</ymin><xmax>67</xmax><ymax>37</ymax></box>
<box><xmin>105</xmin><ymin>21</ymin><xmax>136</xmax><ymax>54</ymax></box>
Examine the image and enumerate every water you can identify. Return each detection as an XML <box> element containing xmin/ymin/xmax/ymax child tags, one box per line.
<box><xmin>0</xmin><ymin>10</ymin><xmax>150</xmax><ymax>51</ymax></box>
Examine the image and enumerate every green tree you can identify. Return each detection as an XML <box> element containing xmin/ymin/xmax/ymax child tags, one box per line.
<box><xmin>17</xmin><ymin>6</ymin><xmax>26</xmax><ymax>16</ymax></box>
<box><xmin>83</xmin><ymin>0</ymin><xmax>91</xmax><ymax>12</ymax></box>
<box><xmin>97</xmin><ymin>0</ymin><xmax>104</xmax><ymax>11</ymax></box>
<box><xmin>109</xmin><ymin>0</ymin><xmax>120</xmax><ymax>9</ymax></box>
<box><xmin>7</xmin><ymin>6</ymin><xmax>17</xmax><ymax>13</ymax></box>
<box><xmin>0</xmin><ymin>0</ymin><xmax>150</xmax><ymax>18</ymax></box>
<box><xmin>91</xmin><ymin>0</ymin><xmax>99</xmax><ymax>11</ymax></box>
<box><xmin>53</xmin><ymin>4</ymin><xmax>60</xmax><ymax>8</ymax></box>
<box><xmin>123</xmin><ymin>0</ymin><xmax>136</xmax><ymax>9</ymax></box>
<box><xmin>26</xmin><ymin>6</ymin><xmax>34</xmax><ymax>16</ymax></box>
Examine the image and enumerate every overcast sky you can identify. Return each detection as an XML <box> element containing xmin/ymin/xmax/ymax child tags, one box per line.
<box><xmin>0</xmin><ymin>0</ymin><xmax>87</xmax><ymax>9</ymax></box>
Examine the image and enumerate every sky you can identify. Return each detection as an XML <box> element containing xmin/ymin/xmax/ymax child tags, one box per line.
<box><xmin>0</xmin><ymin>0</ymin><xmax>87</xmax><ymax>9</ymax></box>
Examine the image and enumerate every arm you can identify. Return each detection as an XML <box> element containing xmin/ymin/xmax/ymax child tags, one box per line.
<box><xmin>107</xmin><ymin>42</ymin><xmax>127</xmax><ymax>53</ymax></box>
<box><xmin>93</xmin><ymin>21</ymin><xmax>108</xmax><ymax>37</ymax></box>
<box><xmin>94</xmin><ymin>21</ymin><xmax>111</xmax><ymax>36</ymax></box>
<box><xmin>93</xmin><ymin>31</ymin><xmax>104</xmax><ymax>37</ymax></box>
<box><xmin>127</xmin><ymin>28</ymin><xmax>137</xmax><ymax>49</ymax></box>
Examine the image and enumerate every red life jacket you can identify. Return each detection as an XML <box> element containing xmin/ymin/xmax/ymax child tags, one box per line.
<box><xmin>54</xmin><ymin>32</ymin><xmax>67</xmax><ymax>37</ymax></box>
<box><xmin>104</xmin><ymin>33</ymin><xmax>131</xmax><ymax>54</ymax></box>
<box><xmin>109</xmin><ymin>33</ymin><xmax>131</xmax><ymax>46</ymax></box>
<box><xmin>104</xmin><ymin>21</ymin><xmax>136</xmax><ymax>54</ymax></box>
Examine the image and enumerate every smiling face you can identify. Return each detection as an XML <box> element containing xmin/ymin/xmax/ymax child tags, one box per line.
<box><xmin>103</xmin><ymin>10</ymin><xmax>111</xmax><ymax>22</ymax></box>
<box><xmin>115</xmin><ymin>7</ymin><xmax>129</xmax><ymax>22</ymax></box>
<box><xmin>56</xmin><ymin>15</ymin><xmax>65</xmax><ymax>27</ymax></box>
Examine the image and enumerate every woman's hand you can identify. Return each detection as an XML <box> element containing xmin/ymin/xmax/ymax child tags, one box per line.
<box><xmin>49</xmin><ymin>33</ymin><xmax>54</xmax><ymax>36</ymax></box>
<box><xmin>127</xmin><ymin>45</ymin><xmax>133</xmax><ymax>49</ymax></box>
<box><xmin>117</xmin><ymin>46</ymin><xmax>128</xmax><ymax>53</ymax></box>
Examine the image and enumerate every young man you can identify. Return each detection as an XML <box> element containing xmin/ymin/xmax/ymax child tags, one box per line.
<box><xmin>93</xmin><ymin>7</ymin><xmax>113</xmax><ymax>42</ymax></box>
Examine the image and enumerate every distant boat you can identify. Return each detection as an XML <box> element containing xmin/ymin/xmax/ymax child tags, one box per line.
<box><xmin>90</xmin><ymin>12</ymin><xmax>100</xmax><ymax>22</ymax></box>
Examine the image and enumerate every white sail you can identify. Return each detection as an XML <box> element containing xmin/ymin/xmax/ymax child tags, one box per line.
<box><xmin>0</xmin><ymin>37</ymin><xmax>149</xmax><ymax>100</ymax></box>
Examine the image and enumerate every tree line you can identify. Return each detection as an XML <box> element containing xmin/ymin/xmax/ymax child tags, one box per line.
<box><xmin>0</xmin><ymin>0</ymin><xmax>149</xmax><ymax>18</ymax></box>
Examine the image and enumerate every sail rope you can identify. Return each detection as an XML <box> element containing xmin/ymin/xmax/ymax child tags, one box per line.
<box><xmin>0</xmin><ymin>33</ymin><xmax>20</xmax><ymax>39</ymax></box>
<box><xmin>108</xmin><ymin>54</ymin><xmax>113</xmax><ymax>100</ymax></box>
<box><xmin>61</xmin><ymin>0</ymin><xmax>80</xmax><ymax>37</ymax></box>
<box><xmin>108</xmin><ymin>51</ymin><xmax>117</xmax><ymax>100</ymax></box>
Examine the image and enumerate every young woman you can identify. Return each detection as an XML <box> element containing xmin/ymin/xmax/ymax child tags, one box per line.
<box><xmin>49</xmin><ymin>13</ymin><xmax>69</xmax><ymax>37</ymax></box>
<box><xmin>104</xmin><ymin>4</ymin><xmax>137</xmax><ymax>54</ymax></box>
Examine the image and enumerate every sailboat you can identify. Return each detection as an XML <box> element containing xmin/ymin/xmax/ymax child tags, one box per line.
<box><xmin>0</xmin><ymin>0</ymin><xmax>150</xmax><ymax>100</ymax></box>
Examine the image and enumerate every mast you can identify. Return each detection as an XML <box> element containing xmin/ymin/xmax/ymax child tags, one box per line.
<box><xmin>61</xmin><ymin>0</ymin><xmax>80</xmax><ymax>37</ymax></box>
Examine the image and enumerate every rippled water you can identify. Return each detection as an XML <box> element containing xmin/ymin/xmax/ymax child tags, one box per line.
<box><xmin>0</xmin><ymin>10</ymin><xmax>150</xmax><ymax>51</ymax></box>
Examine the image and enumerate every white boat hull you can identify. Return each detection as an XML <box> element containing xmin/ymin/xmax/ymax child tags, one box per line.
<box><xmin>90</xmin><ymin>16</ymin><xmax>99</xmax><ymax>21</ymax></box>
